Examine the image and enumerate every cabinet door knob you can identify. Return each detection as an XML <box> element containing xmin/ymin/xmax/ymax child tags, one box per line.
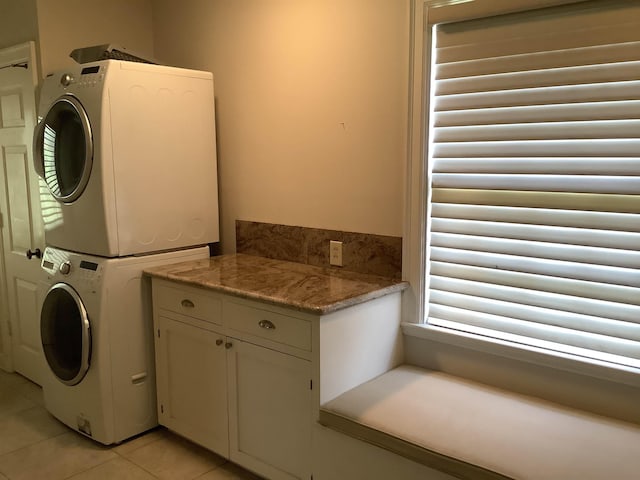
<box><xmin>181</xmin><ymin>299</ymin><xmax>195</xmax><ymax>308</ymax></box>
<box><xmin>258</xmin><ymin>319</ymin><xmax>276</xmax><ymax>330</ymax></box>
<box><xmin>216</xmin><ymin>339</ymin><xmax>223</xmax><ymax>346</ymax></box>
<box><xmin>225</xmin><ymin>342</ymin><xmax>233</xmax><ymax>349</ymax></box>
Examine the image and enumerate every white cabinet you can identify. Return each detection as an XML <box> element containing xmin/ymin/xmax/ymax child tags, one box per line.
<box><xmin>153</xmin><ymin>282</ymin><xmax>229</xmax><ymax>456</ymax></box>
<box><xmin>228</xmin><ymin>339</ymin><xmax>311</xmax><ymax>480</ymax></box>
<box><xmin>155</xmin><ymin>315</ymin><xmax>229</xmax><ymax>456</ymax></box>
<box><xmin>148</xmin><ymin>258</ymin><xmax>406</xmax><ymax>480</ymax></box>
<box><xmin>152</xmin><ymin>279</ymin><xmax>312</xmax><ymax>480</ymax></box>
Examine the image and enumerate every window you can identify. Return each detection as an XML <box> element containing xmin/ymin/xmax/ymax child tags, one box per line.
<box><xmin>408</xmin><ymin>0</ymin><xmax>640</xmax><ymax>375</ymax></box>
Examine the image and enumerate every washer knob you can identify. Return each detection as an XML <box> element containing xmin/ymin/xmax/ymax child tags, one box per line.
<box><xmin>59</xmin><ymin>261</ymin><xmax>72</xmax><ymax>275</ymax></box>
<box><xmin>60</xmin><ymin>73</ymin><xmax>74</xmax><ymax>87</ymax></box>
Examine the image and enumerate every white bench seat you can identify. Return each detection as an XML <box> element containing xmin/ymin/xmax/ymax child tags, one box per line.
<box><xmin>319</xmin><ymin>365</ymin><xmax>640</xmax><ymax>480</ymax></box>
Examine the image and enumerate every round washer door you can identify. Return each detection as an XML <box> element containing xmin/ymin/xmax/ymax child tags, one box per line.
<box><xmin>34</xmin><ymin>94</ymin><xmax>93</xmax><ymax>203</ymax></box>
<box><xmin>40</xmin><ymin>283</ymin><xmax>91</xmax><ymax>385</ymax></box>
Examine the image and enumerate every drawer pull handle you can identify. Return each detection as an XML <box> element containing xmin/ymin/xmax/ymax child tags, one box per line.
<box><xmin>181</xmin><ymin>299</ymin><xmax>195</xmax><ymax>308</ymax></box>
<box><xmin>131</xmin><ymin>372</ymin><xmax>147</xmax><ymax>384</ymax></box>
<box><xmin>216</xmin><ymin>339</ymin><xmax>223</xmax><ymax>346</ymax></box>
<box><xmin>225</xmin><ymin>342</ymin><xmax>233</xmax><ymax>349</ymax></box>
<box><xmin>258</xmin><ymin>319</ymin><xmax>276</xmax><ymax>330</ymax></box>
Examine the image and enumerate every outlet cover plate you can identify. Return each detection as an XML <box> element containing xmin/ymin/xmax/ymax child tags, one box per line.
<box><xmin>329</xmin><ymin>240</ymin><xmax>343</xmax><ymax>266</ymax></box>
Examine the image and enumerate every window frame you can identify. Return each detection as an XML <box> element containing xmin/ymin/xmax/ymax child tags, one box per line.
<box><xmin>401</xmin><ymin>0</ymin><xmax>640</xmax><ymax>388</ymax></box>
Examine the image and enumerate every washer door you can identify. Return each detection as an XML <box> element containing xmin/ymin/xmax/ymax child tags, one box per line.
<box><xmin>33</xmin><ymin>94</ymin><xmax>93</xmax><ymax>203</ymax></box>
<box><xmin>40</xmin><ymin>283</ymin><xmax>91</xmax><ymax>385</ymax></box>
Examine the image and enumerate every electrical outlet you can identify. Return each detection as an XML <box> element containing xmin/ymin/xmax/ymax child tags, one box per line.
<box><xmin>329</xmin><ymin>240</ymin><xmax>343</xmax><ymax>267</ymax></box>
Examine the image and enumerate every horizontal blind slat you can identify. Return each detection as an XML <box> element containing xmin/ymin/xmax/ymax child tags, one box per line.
<box><xmin>431</xmin><ymin>203</ymin><xmax>640</xmax><ymax>232</ymax></box>
<box><xmin>431</xmin><ymin>175</ymin><xmax>640</xmax><ymax>194</ymax></box>
<box><xmin>434</xmin><ymin>120</ymin><xmax>640</xmax><ymax>142</ymax></box>
<box><xmin>433</xmin><ymin>158</ymin><xmax>640</xmax><ymax>175</ymax></box>
<box><xmin>430</xmin><ymin>246</ymin><xmax>640</xmax><ymax>288</ymax></box>
<box><xmin>431</xmin><ymin>190</ymin><xmax>640</xmax><ymax>214</ymax></box>
<box><xmin>435</xmin><ymin>80</ymin><xmax>640</xmax><ymax>111</ymax></box>
<box><xmin>428</xmin><ymin>304</ymin><xmax>640</xmax><ymax>360</ymax></box>
<box><xmin>436</xmin><ymin>2</ymin><xmax>639</xmax><ymax>55</ymax></box>
<box><xmin>430</xmin><ymin>288</ymin><xmax>640</xmax><ymax>339</ymax></box>
<box><xmin>435</xmin><ymin>101</ymin><xmax>640</xmax><ymax>127</ymax></box>
<box><xmin>436</xmin><ymin>6</ymin><xmax>639</xmax><ymax>48</ymax></box>
<box><xmin>436</xmin><ymin>61</ymin><xmax>640</xmax><ymax>96</ymax></box>
<box><xmin>431</xmin><ymin>275</ymin><xmax>640</xmax><ymax>326</ymax></box>
<box><xmin>431</xmin><ymin>218</ymin><xmax>640</xmax><ymax>250</ymax></box>
<box><xmin>429</xmin><ymin>317</ymin><xmax>640</xmax><ymax>369</ymax></box>
<box><xmin>433</xmin><ymin>140</ymin><xmax>640</xmax><ymax>157</ymax></box>
<box><xmin>431</xmin><ymin>232</ymin><xmax>640</xmax><ymax>269</ymax></box>
<box><xmin>430</xmin><ymin>261</ymin><xmax>640</xmax><ymax>307</ymax></box>
<box><xmin>437</xmin><ymin>40</ymin><xmax>640</xmax><ymax>80</ymax></box>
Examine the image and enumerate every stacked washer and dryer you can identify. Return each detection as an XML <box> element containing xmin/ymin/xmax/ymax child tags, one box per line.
<box><xmin>32</xmin><ymin>59</ymin><xmax>219</xmax><ymax>444</ymax></box>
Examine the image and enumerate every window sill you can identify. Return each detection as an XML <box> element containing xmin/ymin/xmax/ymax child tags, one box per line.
<box><xmin>402</xmin><ymin>322</ymin><xmax>640</xmax><ymax>389</ymax></box>
<box><xmin>320</xmin><ymin>364</ymin><xmax>640</xmax><ymax>480</ymax></box>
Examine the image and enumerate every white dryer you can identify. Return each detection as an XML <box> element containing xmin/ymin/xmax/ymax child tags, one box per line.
<box><xmin>33</xmin><ymin>60</ymin><xmax>219</xmax><ymax>257</ymax></box>
<box><xmin>38</xmin><ymin>245</ymin><xmax>209</xmax><ymax>445</ymax></box>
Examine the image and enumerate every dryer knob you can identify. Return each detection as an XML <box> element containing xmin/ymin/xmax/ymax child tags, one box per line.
<box><xmin>60</xmin><ymin>73</ymin><xmax>74</xmax><ymax>87</ymax></box>
<box><xmin>59</xmin><ymin>261</ymin><xmax>72</xmax><ymax>275</ymax></box>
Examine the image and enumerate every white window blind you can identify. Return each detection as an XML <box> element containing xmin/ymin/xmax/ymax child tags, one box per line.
<box><xmin>427</xmin><ymin>0</ymin><xmax>640</xmax><ymax>370</ymax></box>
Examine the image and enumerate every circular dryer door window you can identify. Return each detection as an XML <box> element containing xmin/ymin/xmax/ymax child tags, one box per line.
<box><xmin>34</xmin><ymin>94</ymin><xmax>93</xmax><ymax>203</ymax></box>
<box><xmin>40</xmin><ymin>283</ymin><xmax>91</xmax><ymax>385</ymax></box>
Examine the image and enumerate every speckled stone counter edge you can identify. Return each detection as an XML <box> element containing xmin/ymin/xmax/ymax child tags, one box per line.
<box><xmin>145</xmin><ymin>253</ymin><xmax>408</xmax><ymax>315</ymax></box>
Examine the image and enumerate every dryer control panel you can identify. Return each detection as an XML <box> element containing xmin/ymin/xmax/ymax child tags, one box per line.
<box><xmin>41</xmin><ymin>247</ymin><xmax>103</xmax><ymax>292</ymax></box>
<box><xmin>55</xmin><ymin>66</ymin><xmax>105</xmax><ymax>89</ymax></box>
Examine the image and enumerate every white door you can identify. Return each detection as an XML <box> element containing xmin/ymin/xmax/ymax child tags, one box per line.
<box><xmin>0</xmin><ymin>42</ymin><xmax>47</xmax><ymax>383</ymax></box>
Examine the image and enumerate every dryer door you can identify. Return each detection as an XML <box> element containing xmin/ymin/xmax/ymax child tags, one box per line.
<box><xmin>33</xmin><ymin>94</ymin><xmax>93</xmax><ymax>203</ymax></box>
<box><xmin>40</xmin><ymin>282</ymin><xmax>91</xmax><ymax>385</ymax></box>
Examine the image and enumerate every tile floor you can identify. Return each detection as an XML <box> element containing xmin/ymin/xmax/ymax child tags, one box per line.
<box><xmin>0</xmin><ymin>370</ymin><xmax>262</xmax><ymax>480</ymax></box>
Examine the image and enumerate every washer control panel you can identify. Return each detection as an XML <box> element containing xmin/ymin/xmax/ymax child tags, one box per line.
<box><xmin>41</xmin><ymin>247</ymin><xmax>103</xmax><ymax>291</ymax></box>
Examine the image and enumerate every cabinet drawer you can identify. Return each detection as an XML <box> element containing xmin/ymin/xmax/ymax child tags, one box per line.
<box><xmin>155</xmin><ymin>283</ymin><xmax>222</xmax><ymax>325</ymax></box>
<box><xmin>225</xmin><ymin>302</ymin><xmax>311</xmax><ymax>351</ymax></box>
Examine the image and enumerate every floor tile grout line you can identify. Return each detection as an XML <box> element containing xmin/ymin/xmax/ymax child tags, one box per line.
<box><xmin>0</xmin><ymin>428</ymin><xmax>69</xmax><ymax>462</ymax></box>
<box><xmin>0</xmin><ymin>372</ymin><xmax>259</xmax><ymax>480</ymax></box>
<box><xmin>121</xmin><ymin>438</ymin><xmax>228</xmax><ymax>480</ymax></box>
<box><xmin>112</xmin><ymin>436</ymin><xmax>168</xmax><ymax>479</ymax></box>
<box><xmin>114</xmin><ymin>439</ymin><xmax>159</xmax><ymax>457</ymax></box>
<box><xmin>192</xmin><ymin>461</ymin><xmax>233</xmax><ymax>480</ymax></box>
<box><xmin>0</xmin><ymin>403</ymin><xmax>40</xmax><ymax>423</ymax></box>
<box><xmin>59</xmin><ymin>454</ymin><xmax>117</xmax><ymax>480</ymax></box>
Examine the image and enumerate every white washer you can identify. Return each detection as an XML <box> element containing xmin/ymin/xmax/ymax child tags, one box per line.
<box><xmin>38</xmin><ymin>245</ymin><xmax>209</xmax><ymax>445</ymax></box>
<box><xmin>33</xmin><ymin>60</ymin><xmax>219</xmax><ymax>257</ymax></box>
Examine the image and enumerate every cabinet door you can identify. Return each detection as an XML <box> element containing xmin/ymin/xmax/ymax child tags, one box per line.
<box><xmin>228</xmin><ymin>340</ymin><xmax>311</xmax><ymax>480</ymax></box>
<box><xmin>155</xmin><ymin>315</ymin><xmax>229</xmax><ymax>456</ymax></box>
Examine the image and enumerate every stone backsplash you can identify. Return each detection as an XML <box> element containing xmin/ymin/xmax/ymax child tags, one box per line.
<box><xmin>236</xmin><ymin>220</ymin><xmax>402</xmax><ymax>279</ymax></box>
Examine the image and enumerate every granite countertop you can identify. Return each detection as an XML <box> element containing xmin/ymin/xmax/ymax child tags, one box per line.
<box><xmin>144</xmin><ymin>253</ymin><xmax>408</xmax><ymax>315</ymax></box>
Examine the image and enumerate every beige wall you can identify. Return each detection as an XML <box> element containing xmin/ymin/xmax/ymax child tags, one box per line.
<box><xmin>152</xmin><ymin>0</ymin><xmax>410</xmax><ymax>252</ymax></box>
<box><xmin>0</xmin><ymin>0</ymin><xmax>38</xmax><ymax>51</ymax></box>
<box><xmin>5</xmin><ymin>0</ymin><xmax>410</xmax><ymax>254</ymax></box>
<box><xmin>36</xmin><ymin>0</ymin><xmax>154</xmax><ymax>77</ymax></box>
